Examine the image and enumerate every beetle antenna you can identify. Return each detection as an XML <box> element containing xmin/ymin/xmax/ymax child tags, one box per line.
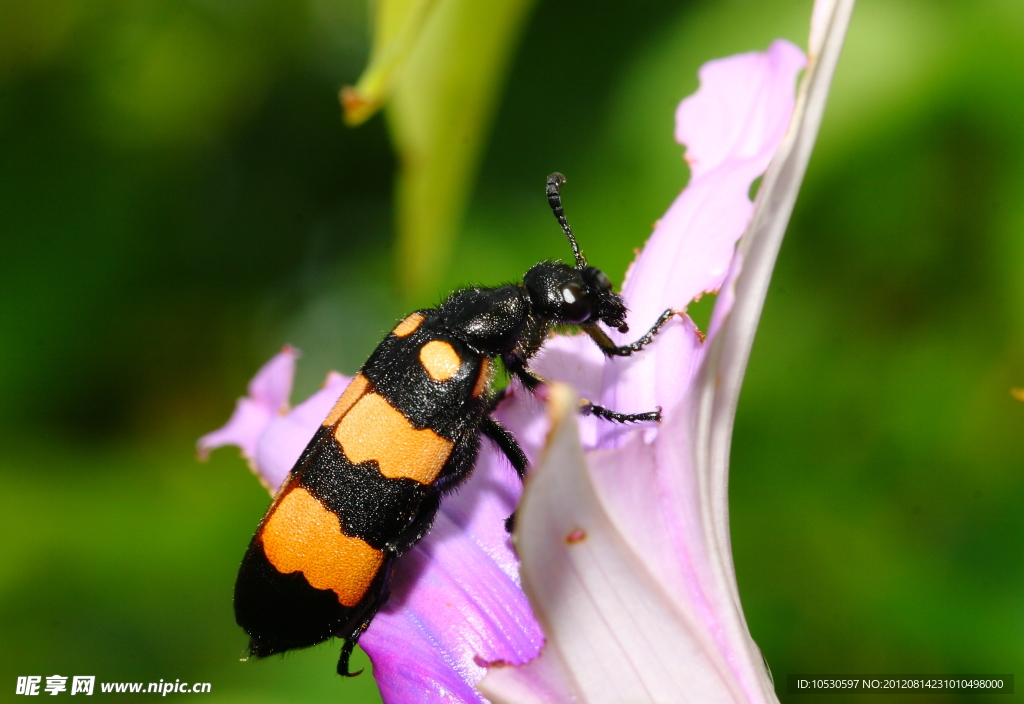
<box><xmin>546</xmin><ymin>173</ymin><xmax>587</xmax><ymax>268</ymax></box>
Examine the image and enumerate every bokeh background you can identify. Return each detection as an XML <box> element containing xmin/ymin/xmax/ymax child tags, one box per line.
<box><xmin>2</xmin><ymin>0</ymin><xmax>1023</xmax><ymax>702</ymax></box>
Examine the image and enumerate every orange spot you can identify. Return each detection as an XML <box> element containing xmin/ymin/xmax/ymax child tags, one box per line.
<box><xmin>419</xmin><ymin>340</ymin><xmax>461</xmax><ymax>381</ymax></box>
<box><xmin>1012</xmin><ymin>388</ymin><xmax>1024</xmax><ymax>402</ymax></box>
<box><xmin>262</xmin><ymin>487</ymin><xmax>383</xmax><ymax>607</ymax></box>
<box><xmin>472</xmin><ymin>358</ymin><xmax>493</xmax><ymax>397</ymax></box>
<box><xmin>336</xmin><ymin>394</ymin><xmax>453</xmax><ymax>484</ymax></box>
<box><xmin>566</xmin><ymin>529</ymin><xmax>587</xmax><ymax>544</ymax></box>
<box><xmin>323</xmin><ymin>374</ymin><xmax>371</xmax><ymax>426</ymax></box>
<box><xmin>393</xmin><ymin>313</ymin><xmax>425</xmax><ymax>338</ymax></box>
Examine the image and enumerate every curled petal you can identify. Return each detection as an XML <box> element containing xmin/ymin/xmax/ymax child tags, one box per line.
<box><xmin>697</xmin><ymin>0</ymin><xmax>856</xmax><ymax>640</ymax></box>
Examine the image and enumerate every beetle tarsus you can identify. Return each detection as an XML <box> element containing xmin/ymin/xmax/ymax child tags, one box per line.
<box><xmin>581</xmin><ymin>402</ymin><xmax>662</xmax><ymax>424</ymax></box>
<box><xmin>337</xmin><ymin>639</ymin><xmax>362</xmax><ymax>677</ymax></box>
<box><xmin>585</xmin><ymin>308</ymin><xmax>674</xmax><ymax>358</ymax></box>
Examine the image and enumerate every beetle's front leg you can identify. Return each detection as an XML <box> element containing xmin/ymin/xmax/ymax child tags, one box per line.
<box><xmin>502</xmin><ymin>353</ymin><xmax>546</xmax><ymax>392</ymax></box>
<box><xmin>584</xmin><ymin>308</ymin><xmax>675</xmax><ymax>357</ymax></box>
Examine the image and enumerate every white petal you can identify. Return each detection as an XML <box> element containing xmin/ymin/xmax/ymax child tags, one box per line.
<box><xmin>482</xmin><ymin>384</ymin><xmax>749</xmax><ymax>704</ymax></box>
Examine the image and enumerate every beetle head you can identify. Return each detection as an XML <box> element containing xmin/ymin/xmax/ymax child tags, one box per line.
<box><xmin>523</xmin><ymin>262</ymin><xmax>629</xmax><ymax>332</ymax></box>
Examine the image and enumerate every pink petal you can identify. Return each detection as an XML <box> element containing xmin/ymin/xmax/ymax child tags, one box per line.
<box><xmin>253</xmin><ymin>371</ymin><xmax>349</xmax><ymax>492</ymax></box>
<box><xmin>605</xmin><ymin>41</ymin><xmax>806</xmax><ymax>420</ymax></box>
<box><xmin>621</xmin><ymin>39</ymin><xmax>805</xmax><ymax>324</ymax></box>
<box><xmin>675</xmin><ymin>41</ymin><xmax>807</xmax><ymax>182</ymax></box>
<box><xmin>246</xmin><ymin>345</ymin><xmax>297</xmax><ymax>414</ymax></box>
<box><xmin>495</xmin><ymin>334</ymin><xmax>606</xmax><ymax>455</ymax></box>
<box><xmin>197</xmin><ymin>346</ymin><xmax>298</xmax><ymax>463</ymax></box>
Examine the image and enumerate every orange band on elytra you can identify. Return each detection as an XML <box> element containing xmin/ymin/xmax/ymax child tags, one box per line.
<box><xmin>335</xmin><ymin>393</ymin><xmax>453</xmax><ymax>485</ymax></box>
<box><xmin>262</xmin><ymin>487</ymin><xmax>384</xmax><ymax>607</ymax></box>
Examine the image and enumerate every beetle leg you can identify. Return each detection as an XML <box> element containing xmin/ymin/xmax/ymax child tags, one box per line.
<box><xmin>481</xmin><ymin>416</ymin><xmax>528</xmax><ymax>481</ymax></box>
<box><xmin>480</xmin><ymin>416</ymin><xmax>529</xmax><ymax>534</ymax></box>
<box><xmin>502</xmin><ymin>353</ymin><xmax>546</xmax><ymax>392</ymax></box>
<box><xmin>336</xmin><ymin>560</ymin><xmax>394</xmax><ymax>677</ymax></box>
<box><xmin>584</xmin><ymin>308</ymin><xmax>675</xmax><ymax>357</ymax></box>
<box><xmin>386</xmin><ymin>492</ymin><xmax>442</xmax><ymax>556</ymax></box>
<box><xmin>580</xmin><ymin>400</ymin><xmax>661</xmax><ymax>424</ymax></box>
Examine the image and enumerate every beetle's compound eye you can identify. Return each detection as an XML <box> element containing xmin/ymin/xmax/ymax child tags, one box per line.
<box><xmin>593</xmin><ymin>269</ymin><xmax>612</xmax><ymax>291</ymax></box>
<box><xmin>560</xmin><ymin>282</ymin><xmax>592</xmax><ymax>323</ymax></box>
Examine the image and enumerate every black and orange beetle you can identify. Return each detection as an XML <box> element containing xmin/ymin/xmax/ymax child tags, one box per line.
<box><xmin>234</xmin><ymin>173</ymin><xmax>673</xmax><ymax>675</ymax></box>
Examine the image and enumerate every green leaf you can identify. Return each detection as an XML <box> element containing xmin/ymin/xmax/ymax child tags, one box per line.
<box><xmin>344</xmin><ymin>0</ymin><xmax>536</xmax><ymax>300</ymax></box>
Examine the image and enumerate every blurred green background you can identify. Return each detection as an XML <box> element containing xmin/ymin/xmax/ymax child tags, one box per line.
<box><xmin>2</xmin><ymin>0</ymin><xmax>1023</xmax><ymax>702</ymax></box>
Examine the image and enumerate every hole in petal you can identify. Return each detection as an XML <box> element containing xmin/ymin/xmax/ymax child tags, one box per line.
<box><xmin>748</xmin><ymin>174</ymin><xmax>764</xmax><ymax>201</ymax></box>
<box><xmin>565</xmin><ymin>529</ymin><xmax>587</xmax><ymax>544</ymax></box>
<box><xmin>685</xmin><ymin>292</ymin><xmax>718</xmax><ymax>334</ymax></box>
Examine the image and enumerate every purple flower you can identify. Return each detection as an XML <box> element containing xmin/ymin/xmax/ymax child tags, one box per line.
<box><xmin>200</xmin><ymin>1</ymin><xmax>853</xmax><ymax>701</ymax></box>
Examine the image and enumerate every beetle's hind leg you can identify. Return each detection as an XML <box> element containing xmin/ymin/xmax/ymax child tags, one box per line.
<box><xmin>336</xmin><ymin>560</ymin><xmax>395</xmax><ymax>677</ymax></box>
<box><xmin>337</xmin><ymin>609</ymin><xmax>380</xmax><ymax>677</ymax></box>
<box><xmin>337</xmin><ymin>612</ymin><xmax>379</xmax><ymax>677</ymax></box>
<box><xmin>337</xmin><ymin>638</ymin><xmax>361</xmax><ymax>678</ymax></box>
